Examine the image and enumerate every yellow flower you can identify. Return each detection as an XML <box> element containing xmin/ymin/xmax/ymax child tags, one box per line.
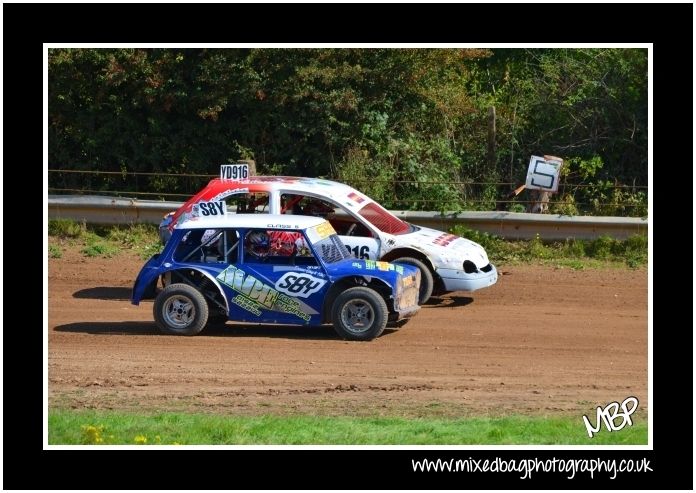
<box><xmin>134</xmin><ymin>435</ymin><xmax>147</xmax><ymax>444</ymax></box>
<box><xmin>81</xmin><ymin>424</ymin><xmax>105</xmax><ymax>445</ymax></box>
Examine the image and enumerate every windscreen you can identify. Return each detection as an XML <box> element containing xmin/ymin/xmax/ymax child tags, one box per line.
<box><xmin>313</xmin><ymin>234</ymin><xmax>351</xmax><ymax>264</ymax></box>
<box><xmin>356</xmin><ymin>202</ymin><xmax>411</xmax><ymax>235</ymax></box>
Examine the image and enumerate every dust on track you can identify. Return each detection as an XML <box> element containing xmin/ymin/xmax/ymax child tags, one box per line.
<box><xmin>49</xmin><ymin>249</ymin><xmax>648</xmax><ymax>418</ymax></box>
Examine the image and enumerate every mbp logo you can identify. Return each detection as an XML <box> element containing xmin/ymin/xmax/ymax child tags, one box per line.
<box><xmin>582</xmin><ymin>396</ymin><xmax>639</xmax><ymax>438</ymax></box>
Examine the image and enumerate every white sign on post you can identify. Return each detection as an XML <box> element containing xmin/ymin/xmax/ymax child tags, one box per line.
<box><xmin>220</xmin><ymin>163</ymin><xmax>249</xmax><ymax>181</ymax></box>
<box><xmin>525</xmin><ymin>155</ymin><xmax>563</xmax><ymax>192</ymax></box>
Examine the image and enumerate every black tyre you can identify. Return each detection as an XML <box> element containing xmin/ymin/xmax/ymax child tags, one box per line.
<box><xmin>153</xmin><ymin>283</ymin><xmax>209</xmax><ymax>336</ymax></box>
<box><xmin>394</xmin><ymin>257</ymin><xmax>433</xmax><ymax>304</ymax></box>
<box><xmin>331</xmin><ymin>287</ymin><xmax>388</xmax><ymax>341</ymax></box>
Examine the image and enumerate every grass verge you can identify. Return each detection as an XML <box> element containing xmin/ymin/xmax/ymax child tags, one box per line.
<box><xmin>48</xmin><ymin>219</ymin><xmax>161</xmax><ymax>259</ymax></box>
<box><xmin>450</xmin><ymin>226</ymin><xmax>647</xmax><ymax>268</ymax></box>
<box><xmin>49</xmin><ymin>409</ymin><xmax>647</xmax><ymax>445</ymax></box>
<box><xmin>46</xmin><ymin>219</ymin><xmax>648</xmax><ymax>268</ymax></box>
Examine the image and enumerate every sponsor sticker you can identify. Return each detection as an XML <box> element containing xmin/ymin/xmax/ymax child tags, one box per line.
<box><xmin>210</xmin><ymin>188</ymin><xmax>249</xmax><ymax>202</ymax></box>
<box><xmin>364</xmin><ymin>260</ymin><xmax>404</xmax><ymax>274</ymax></box>
<box><xmin>433</xmin><ymin>233</ymin><xmax>458</xmax><ymax>247</ymax></box>
<box><xmin>306</xmin><ymin>221</ymin><xmax>337</xmax><ymax>243</ymax></box>
<box><xmin>275</xmin><ymin>272</ymin><xmax>327</xmax><ymax>299</ymax></box>
<box><xmin>347</xmin><ymin>191</ymin><xmax>365</xmax><ymax>204</ymax></box>
<box><xmin>216</xmin><ymin>266</ymin><xmax>312</xmax><ymax>321</ymax></box>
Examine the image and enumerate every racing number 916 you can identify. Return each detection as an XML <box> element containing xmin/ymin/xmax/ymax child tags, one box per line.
<box><xmin>345</xmin><ymin>245</ymin><xmax>369</xmax><ymax>259</ymax></box>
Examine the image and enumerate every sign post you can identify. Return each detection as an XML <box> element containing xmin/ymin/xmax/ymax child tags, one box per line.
<box><xmin>525</xmin><ymin>155</ymin><xmax>564</xmax><ymax>213</ymax></box>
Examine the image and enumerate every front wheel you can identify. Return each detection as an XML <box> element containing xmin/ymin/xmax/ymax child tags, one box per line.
<box><xmin>331</xmin><ymin>287</ymin><xmax>388</xmax><ymax>341</ymax></box>
<box><xmin>153</xmin><ymin>283</ymin><xmax>209</xmax><ymax>336</ymax></box>
<box><xmin>394</xmin><ymin>257</ymin><xmax>433</xmax><ymax>304</ymax></box>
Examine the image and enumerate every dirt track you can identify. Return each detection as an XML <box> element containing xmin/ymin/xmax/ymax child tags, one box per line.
<box><xmin>48</xmin><ymin>250</ymin><xmax>648</xmax><ymax>418</ymax></box>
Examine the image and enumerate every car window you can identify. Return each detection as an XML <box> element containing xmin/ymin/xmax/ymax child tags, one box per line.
<box><xmin>174</xmin><ymin>228</ymin><xmax>240</xmax><ymax>264</ymax></box>
<box><xmin>312</xmin><ymin>234</ymin><xmax>352</xmax><ymax>264</ymax></box>
<box><xmin>356</xmin><ymin>202</ymin><xmax>412</xmax><ymax>235</ymax></box>
<box><xmin>244</xmin><ymin>228</ymin><xmax>318</xmax><ymax>266</ymax></box>
<box><xmin>224</xmin><ymin>192</ymin><xmax>270</xmax><ymax>214</ymax></box>
<box><xmin>281</xmin><ymin>193</ymin><xmax>374</xmax><ymax>237</ymax></box>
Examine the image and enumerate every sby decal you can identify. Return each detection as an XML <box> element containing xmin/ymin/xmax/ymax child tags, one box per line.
<box><xmin>192</xmin><ymin>200</ymin><xmax>226</xmax><ymax>217</ymax></box>
<box><xmin>275</xmin><ymin>272</ymin><xmax>327</xmax><ymax>298</ymax></box>
<box><xmin>216</xmin><ymin>266</ymin><xmax>312</xmax><ymax>321</ymax></box>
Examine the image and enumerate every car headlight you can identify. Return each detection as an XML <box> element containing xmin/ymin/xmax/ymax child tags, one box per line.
<box><xmin>463</xmin><ymin>260</ymin><xmax>478</xmax><ymax>273</ymax></box>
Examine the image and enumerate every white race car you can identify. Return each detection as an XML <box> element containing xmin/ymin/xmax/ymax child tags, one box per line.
<box><xmin>160</xmin><ymin>166</ymin><xmax>497</xmax><ymax>303</ymax></box>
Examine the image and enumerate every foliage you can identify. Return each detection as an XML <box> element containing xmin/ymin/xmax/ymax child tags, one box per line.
<box><xmin>452</xmin><ymin>226</ymin><xmax>647</xmax><ymax>268</ymax></box>
<box><xmin>48</xmin><ymin>218</ymin><xmax>85</xmax><ymax>238</ymax></box>
<box><xmin>48</xmin><ymin>220</ymin><xmax>161</xmax><ymax>259</ymax></box>
<box><xmin>48</xmin><ymin>244</ymin><xmax>63</xmax><ymax>258</ymax></box>
<box><xmin>49</xmin><ymin>48</ymin><xmax>648</xmax><ymax>216</ymax></box>
<box><xmin>81</xmin><ymin>240</ymin><xmax>120</xmax><ymax>258</ymax></box>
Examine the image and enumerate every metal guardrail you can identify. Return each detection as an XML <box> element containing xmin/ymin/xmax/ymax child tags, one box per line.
<box><xmin>48</xmin><ymin>195</ymin><xmax>647</xmax><ymax>240</ymax></box>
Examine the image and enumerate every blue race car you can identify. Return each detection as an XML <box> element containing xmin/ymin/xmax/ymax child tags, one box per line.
<box><xmin>132</xmin><ymin>214</ymin><xmax>421</xmax><ymax>340</ymax></box>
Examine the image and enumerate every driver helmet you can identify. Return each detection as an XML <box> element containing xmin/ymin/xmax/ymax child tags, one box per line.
<box><xmin>245</xmin><ymin>231</ymin><xmax>270</xmax><ymax>258</ymax></box>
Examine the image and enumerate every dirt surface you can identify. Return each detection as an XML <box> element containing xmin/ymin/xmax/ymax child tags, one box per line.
<box><xmin>49</xmin><ymin>249</ymin><xmax>648</xmax><ymax>418</ymax></box>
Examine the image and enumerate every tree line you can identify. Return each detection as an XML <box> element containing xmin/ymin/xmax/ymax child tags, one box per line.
<box><xmin>49</xmin><ymin>48</ymin><xmax>647</xmax><ymax>215</ymax></box>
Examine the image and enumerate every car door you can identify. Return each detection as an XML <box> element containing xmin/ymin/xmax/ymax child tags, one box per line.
<box><xmin>218</xmin><ymin>228</ymin><xmax>330</xmax><ymax>325</ymax></box>
<box><xmin>339</xmin><ymin>235</ymin><xmax>381</xmax><ymax>261</ymax></box>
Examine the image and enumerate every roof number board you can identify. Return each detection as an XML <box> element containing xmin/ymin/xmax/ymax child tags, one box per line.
<box><xmin>220</xmin><ymin>164</ymin><xmax>249</xmax><ymax>181</ymax></box>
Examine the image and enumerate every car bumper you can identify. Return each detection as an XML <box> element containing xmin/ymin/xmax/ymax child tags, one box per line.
<box><xmin>437</xmin><ymin>264</ymin><xmax>498</xmax><ymax>292</ymax></box>
<box><xmin>395</xmin><ymin>304</ymin><xmax>420</xmax><ymax>320</ymax></box>
<box><xmin>388</xmin><ymin>303</ymin><xmax>420</xmax><ymax>323</ymax></box>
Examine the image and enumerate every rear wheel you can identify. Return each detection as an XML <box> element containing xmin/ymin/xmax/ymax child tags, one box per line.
<box><xmin>153</xmin><ymin>283</ymin><xmax>208</xmax><ymax>336</ymax></box>
<box><xmin>331</xmin><ymin>287</ymin><xmax>388</xmax><ymax>341</ymax></box>
<box><xmin>394</xmin><ymin>257</ymin><xmax>433</xmax><ymax>304</ymax></box>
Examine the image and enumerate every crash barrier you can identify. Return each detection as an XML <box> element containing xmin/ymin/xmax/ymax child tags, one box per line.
<box><xmin>48</xmin><ymin>195</ymin><xmax>647</xmax><ymax>240</ymax></box>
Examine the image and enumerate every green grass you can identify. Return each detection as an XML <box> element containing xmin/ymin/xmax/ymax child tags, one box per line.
<box><xmin>48</xmin><ymin>219</ymin><xmax>161</xmax><ymax>259</ymax></box>
<box><xmin>49</xmin><ymin>410</ymin><xmax>647</xmax><ymax>445</ymax></box>
<box><xmin>49</xmin><ymin>218</ymin><xmax>85</xmax><ymax>238</ymax></box>
<box><xmin>48</xmin><ymin>244</ymin><xmax>63</xmax><ymax>259</ymax></box>
<box><xmin>451</xmin><ymin>226</ymin><xmax>647</xmax><ymax>268</ymax></box>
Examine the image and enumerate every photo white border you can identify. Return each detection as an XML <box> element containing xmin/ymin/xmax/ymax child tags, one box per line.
<box><xmin>43</xmin><ymin>43</ymin><xmax>652</xmax><ymax>451</ymax></box>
